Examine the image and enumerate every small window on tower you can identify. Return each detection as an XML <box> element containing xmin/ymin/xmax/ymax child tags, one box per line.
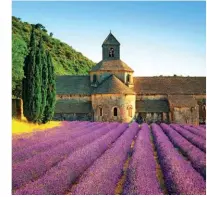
<box><xmin>109</xmin><ymin>48</ymin><xmax>114</xmax><ymax>57</ymax></box>
<box><xmin>93</xmin><ymin>74</ymin><xmax>97</xmax><ymax>83</ymax></box>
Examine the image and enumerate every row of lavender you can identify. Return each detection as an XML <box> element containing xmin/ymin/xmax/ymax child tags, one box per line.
<box><xmin>69</xmin><ymin>123</ymin><xmax>206</xmax><ymax>195</ymax></box>
<box><xmin>152</xmin><ymin>124</ymin><xmax>206</xmax><ymax>194</ymax></box>
<box><xmin>13</xmin><ymin>121</ymin><xmax>206</xmax><ymax>195</ymax></box>
<box><xmin>13</xmin><ymin>121</ymin><xmax>129</xmax><ymax>194</ymax></box>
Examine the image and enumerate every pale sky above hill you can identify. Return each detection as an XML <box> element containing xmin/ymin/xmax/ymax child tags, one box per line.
<box><xmin>12</xmin><ymin>1</ymin><xmax>206</xmax><ymax>76</ymax></box>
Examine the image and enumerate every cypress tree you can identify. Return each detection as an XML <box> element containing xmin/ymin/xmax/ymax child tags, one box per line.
<box><xmin>37</xmin><ymin>36</ymin><xmax>48</xmax><ymax>123</ymax></box>
<box><xmin>22</xmin><ymin>26</ymin><xmax>42</xmax><ymax>123</ymax></box>
<box><xmin>32</xmin><ymin>45</ymin><xmax>42</xmax><ymax>122</ymax></box>
<box><xmin>22</xmin><ymin>26</ymin><xmax>36</xmax><ymax>122</ymax></box>
<box><xmin>43</xmin><ymin>51</ymin><xmax>56</xmax><ymax>123</ymax></box>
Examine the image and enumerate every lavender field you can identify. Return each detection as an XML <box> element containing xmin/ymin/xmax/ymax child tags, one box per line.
<box><xmin>12</xmin><ymin>121</ymin><xmax>206</xmax><ymax>195</ymax></box>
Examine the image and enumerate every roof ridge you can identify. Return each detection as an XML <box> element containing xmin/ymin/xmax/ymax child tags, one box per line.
<box><xmin>95</xmin><ymin>74</ymin><xmax>113</xmax><ymax>87</ymax></box>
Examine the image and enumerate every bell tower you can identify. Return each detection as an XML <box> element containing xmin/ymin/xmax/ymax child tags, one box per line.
<box><xmin>102</xmin><ymin>31</ymin><xmax>120</xmax><ymax>61</ymax></box>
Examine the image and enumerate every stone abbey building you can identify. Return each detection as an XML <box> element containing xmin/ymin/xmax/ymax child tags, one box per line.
<box><xmin>55</xmin><ymin>33</ymin><xmax>206</xmax><ymax>125</ymax></box>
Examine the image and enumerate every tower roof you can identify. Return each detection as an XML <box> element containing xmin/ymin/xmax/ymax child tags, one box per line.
<box><xmin>92</xmin><ymin>74</ymin><xmax>135</xmax><ymax>95</ymax></box>
<box><xmin>90</xmin><ymin>59</ymin><xmax>134</xmax><ymax>72</ymax></box>
<box><xmin>102</xmin><ymin>32</ymin><xmax>120</xmax><ymax>46</ymax></box>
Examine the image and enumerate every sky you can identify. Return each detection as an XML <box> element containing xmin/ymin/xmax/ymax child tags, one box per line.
<box><xmin>12</xmin><ymin>1</ymin><xmax>206</xmax><ymax>76</ymax></box>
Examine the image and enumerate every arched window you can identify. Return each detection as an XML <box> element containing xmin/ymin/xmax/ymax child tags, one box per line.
<box><xmin>128</xmin><ymin>106</ymin><xmax>132</xmax><ymax>117</ymax></box>
<box><xmin>99</xmin><ymin>107</ymin><xmax>103</xmax><ymax>116</ymax></box>
<box><xmin>113</xmin><ymin>107</ymin><xmax>118</xmax><ymax>116</ymax></box>
<box><xmin>93</xmin><ymin>74</ymin><xmax>97</xmax><ymax>83</ymax></box>
<box><xmin>109</xmin><ymin>47</ymin><xmax>114</xmax><ymax>57</ymax></box>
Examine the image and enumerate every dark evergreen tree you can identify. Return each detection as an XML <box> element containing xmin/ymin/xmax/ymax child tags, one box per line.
<box><xmin>22</xmin><ymin>26</ymin><xmax>36</xmax><ymax>121</ymax></box>
<box><xmin>22</xmin><ymin>26</ymin><xmax>41</xmax><ymax>122</ymax></box>
<box><xmin>43</xmin><ymin>51</ymin><xmax>56</xmax><ymax>123</ymax></box>
<box><xmin>38</xmin><ymin>36</ymin><xmax>48</xmax><ymax>122</ymax></box>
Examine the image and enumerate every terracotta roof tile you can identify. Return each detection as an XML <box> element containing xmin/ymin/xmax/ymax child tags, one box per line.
<box><xmin>134</xmin><ymin>77</ymin><xmax>206</xmax><ymax>95</ymax></box>
<box><xmin>91</xmin><ymin>60</ymin><xmax>134</xmax><ymax>72</ymax></box>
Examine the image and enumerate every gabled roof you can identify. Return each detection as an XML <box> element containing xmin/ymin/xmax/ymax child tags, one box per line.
<box><xmin>136</xmin><ymin>100</ymin><xmax>169</xmax><ymax>112</ymax></box>
<box><xmin>133</xmin><ymin>77</ymin><xmax>206</xmax><ymax>95</ymax></box>
<box><xmin>93</xmin><ymin>75</ymin><xmax>135</xmax><ymax>95</ymax></box>
<box><xmin>102</xmin><ymin>32</ymin><xmax>120</xmax><ymax>46</ymax></box>
<box><xmin>56</xmin><ymin>75</ymin><xmax>92</xmax><ymax>95</ymax></box>
<box><xmin>91</xmin><ymin>60</ymin><xmax>134</xmax><ymax>72</ymax></box>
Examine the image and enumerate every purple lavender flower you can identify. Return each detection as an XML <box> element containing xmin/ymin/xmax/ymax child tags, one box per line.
<box><xmin>12</xmin><ymin>122</ymin><xmax>105</xmax><ymax>163</ymax></box>
<box><xmin>160</xmin><ymin>123</ymin><xmax>206</xmax><ymax>178</ymax></box>
<box><xmin>14</xmin><ymin>123</ymin><xmax>128</xmax><ymax>195</ymax></box>
<box><xmin>170</xmin><ymin>124</ymin><xmax>206</xmax><ymax>152</ymax></box>
<box><xmin>180</xmin><ymin>125</ymin><xmax>206</xmax><ymax>139</ymax></box>
<box><xmin>123</xmin><ymin>123</ymin><xmax>163</xmax><ymax>195</ymax></box>
<box><xmin>12</xmin><ymin>122</ymin><xmax>119</xmax><ymax>190</ymax></box>
<box><xmin>151</xmin><ymin>123</ymin><xmax>206</xmax><ymax>195</ymax></box>
<box><xmin>71</xmin><ymin>122</ymin><xmax>139</xmax><ymax>195</ymax></box>
<box><xmin>12</xmin><ymin>121</ymin><xmax>90</xmax><ymax>153</ymax></box>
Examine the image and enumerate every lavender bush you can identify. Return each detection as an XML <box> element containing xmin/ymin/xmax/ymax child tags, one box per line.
<box><xmin>71</xmin><ymin>122</ymin><xmax>139</xmax><ymax>195</ymax></box>
<box><xmin>123</xmin><ymin>123</ymin><xmax>163</xmax><ymax>195</ymax></box>
<box><xmin>160</xmin><ymin>123</ymin><xmax>206</xmax><ymax>178</ymax></box>
<box><xmin>12</xmin><ymin>122</ymin><xmax>119</xmax><ymax>190</ymax></box>
<box><xmin>195</xmin><ymin>125</ymin><xmax>206</xmax><ymax>132</ymax></box>
<box><xmin>170</xmin><ymin>124</ymin><xmax>206</xmax><ymax>152</ymax></box>
<box><xmin>181</xmin><ymin>125</ymin><xmax>206</xmax><ymax>139</ymax></box>
<box><xmin>12</xmin><ymin>122</ymin><xmax>105</xmax><ymax>163</ymax></box>
<box><xmin>151</xmin><ymin>123</ymin><xmax>206</xmax><ymax>195</ymax></box>
<box><xmin>14</xmin><ymin>123</ymin><xmax>128</xmax><ymax>195</ymax></box>
<box><xmin>12</xmin><ymin>121</ymin><xmax>90</xmax><ymax>152</ymax></box>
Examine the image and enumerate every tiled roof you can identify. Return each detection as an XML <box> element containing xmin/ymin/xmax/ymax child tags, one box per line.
<box><xmin>93</xmin><ymin>75</ymin><xmax>135</xmax><ymax>95</ymax></box>
<box><xmin>56</xmin><ymin>75</ymin><xmax>92</xmax><ymax>95</ymax></box>
<box><xmin>136</xmin><ymin>100</ymin><xmax>170</xmax><ymax>112</ymax></box>
<box><xmin>134</xmin><ymin>77</ymin><xmax>206</xmax><ymax>95</ymax></box>
<box><xmin>91</xmin><ymin>60</ymin><xmax>134</xmax><ymax>72</ymax></box>
<box><xmin>56</xmin><ymin>75</ymin><xmax>205</xmax><ymax>96</ymax></box>
<box><xmin>55</xmin><ymin>99</ymin><xmax>92</xmax><ymax>113</ymax></box>
<box><xmin>102</xmin><ymin>32</ymin><xmax>120</xmax><ymax>46</ymax></box>
<box><xmin>168</xmin><ymin>95</ymin><xmax>197</xmax><ymax>107</ymax></box>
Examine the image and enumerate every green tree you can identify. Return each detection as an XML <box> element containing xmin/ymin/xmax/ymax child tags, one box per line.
<box><xmin>37</xmin><ymin>36</ymin><xmax>48</xmax><ymax>122</ymax></box>
<box><xmin>43</xmin><ymin>52</ymin><xmax>56</xmax><ymax>123</ymax></box>
<box><xmin>35</xmin><ymin>23</ymin><xmax>45</xmax><ymax>30</ymax></box>
<box><xmin>12</xmin><ymin>34</ymin><xmax>28</xmax><ymax>98</ymax></box>
<box><xmin>22</xmin><ymin>26</ymin><xmax>41</xmax><ymax>123</ymax></box>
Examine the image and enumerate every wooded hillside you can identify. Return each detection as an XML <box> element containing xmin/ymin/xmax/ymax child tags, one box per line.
<box><xmin>12</xmin><ymin>16</ymin><xmax>96</xmax><ymax>98</ymax></box>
